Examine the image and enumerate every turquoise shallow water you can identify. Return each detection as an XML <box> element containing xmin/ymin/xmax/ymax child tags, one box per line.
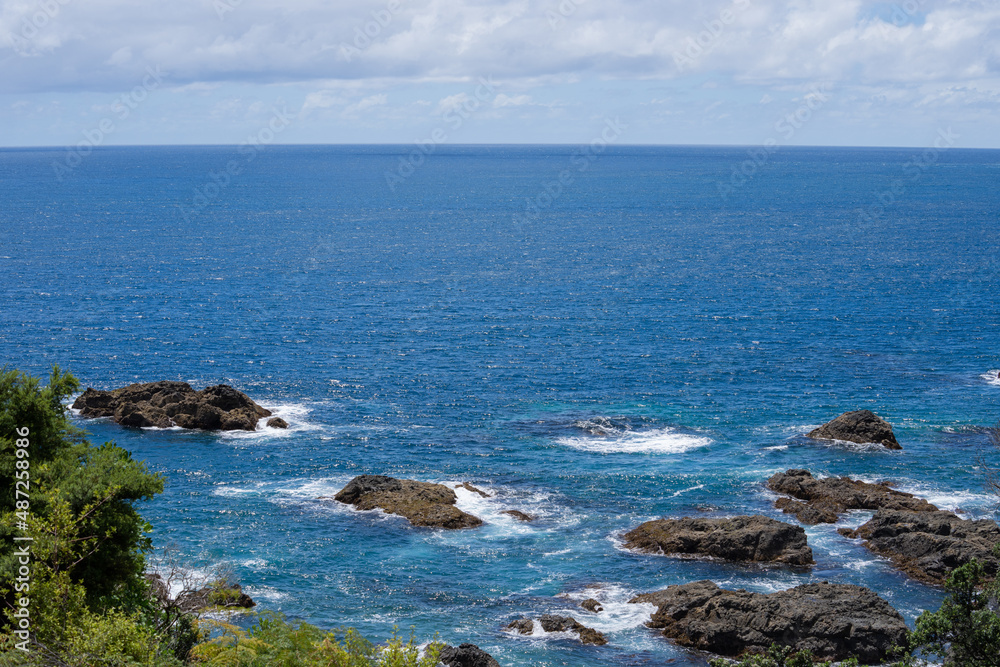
<box><xmin>1</xmin><ymin>145</ymin><xmax>999</xmax><ymax>665</ymax></box>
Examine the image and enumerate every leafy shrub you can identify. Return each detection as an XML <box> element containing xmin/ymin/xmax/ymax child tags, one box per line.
<box><xmin>191</xmin><ymin>613</ymin><xmax>443</xmax><ymax>667</ymax></box>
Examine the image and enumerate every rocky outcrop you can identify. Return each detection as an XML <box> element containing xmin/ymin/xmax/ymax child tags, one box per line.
<box><xmin>144</xmin><ymin>574</ymin><xmax>255</xmax><ymax>613</ymax></box>
<box><xmin>629</xmin><ymin>580</ymin><xmax>907</xmax><ymax>664</ymax></box>
<box><xmin>839</xmin><ymin>509</ymin><xmax>1000</xmax><ymax>585</ymax></box>
<box><xmin>456</xmin><ymin>483</ymin><xmax>491</xmax><ymax>498</ymax></box>
<box><xmin>506</xmin><ymin>615</ymin><xmax>607</xmax><ymax>645</ymax></box>
<box><xmin>72</xmin><ymin>381</ymin><xmax>271</xmax><ymax>431</ymax></box>
<box><xmin>767</xmin><ymin>469</ymin><xmax>938</xmax><ymax>525</ymax></box>
<box><xmin>438</xmin><ymin>643</ymin><xmax>500</xmax><ymax>667</ymax></box>
<box><xmin>266</xmin><ymin>417</ymin><xmax>289</xmax><ymax>429</ymax></box>
<box><xmin>580</xmin><ymin>598</ymin><xmax>603</xmax><ymax>613</ymax></box>
<box><xmin>807</xmin><ymin>410</ymin><xmax>901</xmax><ymax>449</ymax></box>
<box><xmin>333</xmin><ymin>475</ymin><xmax>483</xmax><ymax>529</ymax></box>
<box><xmin>622</xmin><ymin>515</ymin><xmax>814</xmax><ymax>566</ymax></box>
<box><xmin>501</xmin><ymin>510</ymin><xmax>534</xmax><ymax>522</ymax></box>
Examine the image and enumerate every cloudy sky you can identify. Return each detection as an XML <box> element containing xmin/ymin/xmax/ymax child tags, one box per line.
<box><xmin>2</xmin><ymin>0</ymin><xmax>999</xmax><ymax>147</ymax></box>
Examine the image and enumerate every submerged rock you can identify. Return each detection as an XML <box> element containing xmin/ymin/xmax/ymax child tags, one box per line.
<box><xmin>622</xmin><ymin>515</ymin><xmax>814</xmax><ymax>566</ymax></box>
<box><xmin>266</xmin><ymin>417</ymin><xmax>289</xmax><ymax>429</ymax></box>
<box><xmin>72</xmin><ymin>381</ymin><xmax>271</xmax><ymax>431</ymax></box>
<box><xmin>507</xmin><ymin>615</ymin><xmax>607</xmax><ymax>645</ymax></box>
<box><xmin>456</xmin><ymin>482</ymin><xmax>491</xmax><ymax>498</ymax></box>
<box><xmin>839</xmin><ymin>509</ymin><xmax>1000</xmax><ymax>585</ymax></box>
<box><xmin>629</xmin><ymin>580</ymin><xmax>907</xmax><ymax>664</ymax></box>
<box><xmin>580</xmin><ymin>598</ymin><xmax>603</xmax><ymax>613</ymax></box>
<box><xmin>438</xmin><ymin>643</ymin><xmax>500</xmax><ymax>667</ymax></box>
<box><xmin>333</xmin><ymin>475</ymin><xmax>483</xmax><ymax>529</ymax></box>
<box><xmin>501</xmin><ymin>510</ymin><xmax>534</xmax><ymax>522</ymax></box>
<box><xmin>807</xmin><ymin>410</ymin><xmax>901</xmax><ymax>449</ymax></box>
<box><xmin>768</xmin><ymin>469</ymin><xmax>938</xmax><ymax>525</ymax></box>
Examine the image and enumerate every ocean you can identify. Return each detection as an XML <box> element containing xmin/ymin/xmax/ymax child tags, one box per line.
<box><xmin>1</xmin><ymin>144</ymin><xmax>999</xmax><ymax>665</ymax></box>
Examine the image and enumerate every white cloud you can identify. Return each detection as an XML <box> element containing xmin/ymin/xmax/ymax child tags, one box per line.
<box><xmin>1</xmin><ymin>0</ymin><xmax>999</xmax><ymax>146</ymax></box>
<box><xmin>493</xmin><ymin>93</ymin><xmax>531</xmax><ymax>107</ymax></box>
<box><xmin>106</xmin><ymin>46</ymin><xmax>132</xmax><ymax>66</ymax></box>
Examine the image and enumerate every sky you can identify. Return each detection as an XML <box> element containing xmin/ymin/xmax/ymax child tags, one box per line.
<box><xmin>1</xmin><ymin>0</ymin><xmax>999</xmax><ymax>148</ymax></box>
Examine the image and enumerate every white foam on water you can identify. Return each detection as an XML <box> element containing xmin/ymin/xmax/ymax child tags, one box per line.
<box><xmin>446</xmin><ymin>482</ymin><xmax>582</xmax><ymax>535</ymax></box>
<box><xmin>147</xmin><ymin>565</ymin><xmax>219</xmax><ymax>600</ymax></box>
<box><xmin>982</xmin><ymin>370</ymin><xmax>1000</xmax><ymax>386</ymax></box>
<box><xmin>554</xmin><ymin>584</ymin><xmax>658</xmax><ymax>635</ymax></box>
<box><xmin>220</xmin><ymin>402</ymin><xmax>323</xmax><ymax>440</ymax></box>
<box><xmin>212</xmin><ymin>483</ymin><xmax>266</xmax><ymax>498</ymax></box>
<box><xmin>820</xmin><ymin>438</ymin><xmax>897</xmax><ymax>453</ymax></box>
<box><xmin>243</xmin><ymin>585</ymin><xmax>288</xmax><ymax>602</ymax></box>
<box><xmin>883</xmin><ymin>482</ymin><xmax>996</xmax><ymax>516</ymax></box>
<box><xmin>670</xmin><ymin>484</ymin><xmax>705</xmax><ymax>498</ymax></box>
<box><xmin>762</xmin><ymin>445</ymin><xmax>789</xmax><ymax>451</ymax></box>
<box><xmin>542</xmin><ymin>548</ymin><xmax>572</xmax><ymax>557</ymax></box>
<box><xmin>556</xmin><ymin>427</ymin><xmax>711</xmax><ymax>454</ymax></box>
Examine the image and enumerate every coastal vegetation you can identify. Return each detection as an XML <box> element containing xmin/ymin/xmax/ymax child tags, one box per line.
<box><xmin>2</xmin><ymin>368</ymin><xmax>999</xmax><ymax>665</ymax></box>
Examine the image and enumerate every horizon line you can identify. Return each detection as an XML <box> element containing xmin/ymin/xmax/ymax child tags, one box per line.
<box><xmin>3</xmin><ymin>142</ymin><xmax>1000</xmax><ymax>151</ymax></box>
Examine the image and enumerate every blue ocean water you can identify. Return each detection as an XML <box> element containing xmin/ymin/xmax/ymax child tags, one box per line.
<box><xmin>1</xmin><ymin>144</ymin><xmax>999</xmax><ymax>666</ymax></box>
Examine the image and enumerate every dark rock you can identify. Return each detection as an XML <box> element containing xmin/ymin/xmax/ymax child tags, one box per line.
<box><xmin>839</xmin><ymin>509</ymin><xmax>1000</xmax><ymax>585</ymax></box>
<box><xmin>808</xmin><ymin>410</ymin><xmax>901</xmax><ymax>449</ymax></box>
<box><xmin>505</xmin><ymin>619</ymin><xmax>534</xmax><ymax>634</ymax></box>
<box><xmin>266</xmin><ymin>417</ymin><xmax>289</xmax><ymax>429</ymax></box>
<box><xmin>501</xmin><ymin>510</ymin><xmax>534</xmax><ymax>522</ymax></box>
<box><xmin>507</xmin><ymin>616</ymin><xmax>607</xmax><ymax>645</ymax></box>
<box><xmin>580</xmin><ymin>598</ymin><xmax>603</xmax><ymax>613</ymax></box>
<box><xmin>333</xmin><ymin>475</ymin><xmax>483</xmax><ymax>529</ymax></box>
<box><xmin>539</xmin><ymin>615</ymin><xmax>608</xmax><ymax>645</ymax></box>
<box><xmin>175</xmin><ymin>583</ymin><xmax>255</xmax><ymax>613</ymax></box>
<box><xmin>456</xmin><ymin>482</ymin><xmax>491</xmax><ymax>498</ymax></box>
<box><xmin>438</xmin><ymin>643</ymin><xmax>500</xmax><ymax>667</ymax></box>
<box><xmin>622</xmin><ymin>515</ymin><xmax>814</xmax><ymax>566</ymax></box>
<box><xmin>72</xmin><ymin>381</ymin><xmax>271</xmax><ymax>431</ymax></box>
<box><xmin>629</xmin><ymin>580</ymin><xmax>907</xmax><ymax>664</ymax></box>
<box><xmin>539</xmin><ymin>615</ymin><xmax>578</xmax><ymax>633</ymax></box>
<box><xmin>768</xmin><ymin>469</ymin><xmax>939</xmax><ymax>525</ymax></box>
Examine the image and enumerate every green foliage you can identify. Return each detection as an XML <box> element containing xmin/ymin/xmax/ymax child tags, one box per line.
<box><xmin>909</xmin><ymin>559</ymin><xmax>1000</xmax><ymax>667</ymax></box>
<box><xmin>1</xmin><ymin>367</ymin><xmax>164</xmax><ymax>608</ymax></box>
<box><xmin>708</xmin><ymin>644</ymin><xmax>860</xmax><ymax>667</ymax></box>
<box><xmin>191</xmin><ymin>614</ymin><xmax>443</xmax><ymax>667</ymax></box>
<box><xmin>0</xmin><ymin>368</ymin><xmax>187</xmax><ymax>665</ymax></box>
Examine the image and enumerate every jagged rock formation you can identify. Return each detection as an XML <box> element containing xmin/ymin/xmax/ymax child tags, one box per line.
<box><xmin>629</xmin><ymin>580</ymin><xmax>907</xmax><ymax>664</ymax></box>
<box><xmin>622</xmin><ymin>515</ymin><xmax>814</xmax><ymax>565</ymax></box>
<box><xmin>807</xmin><ymin>410</ymin><xmax>901</xmax><ymax>449</ymax></box>
<box><xmin>839</xmin><ymin>509</ymin><xmax>1000</xmax><ymax>584</ymax></box>
<box><xmin>767</xmin><ymin>469</ymin><xmax>938</xmax><ymax>524</ymax></box>
<box><xmin>332</xmin><ymin>475</ymin><xmax>483</xmax><ymax>529</ymax></box>
<box><xmin>73</xmin><ymin>381</ymin><xmax>270</xmax><ymax>431</ymax></box>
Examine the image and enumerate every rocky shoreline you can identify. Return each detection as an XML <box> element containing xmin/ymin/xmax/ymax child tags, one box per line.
<box><xmin>81</xmin><ymin>389</ymin><xmax>998</xmax><ymax>664</ymax></box>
